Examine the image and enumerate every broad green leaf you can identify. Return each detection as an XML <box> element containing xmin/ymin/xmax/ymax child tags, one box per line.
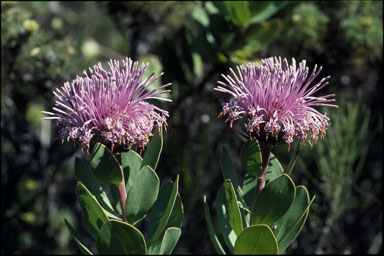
<box><xmin>142</xmin><ymin>127</ymin><xmax>163</xmax><ymax>170</ymax></box>
<box><xmin>240</xmin><ymin>139</ymin><xmax>263</xmax><ymax>177</ymax></box>
<box><xmin>96</xmin><ymin>219</ymin><xmax>146</xmax><ymax>255</ymax></box>
<box><xmin>223</xmin><ymin>1</ymin><xmax>250</xmax><ymax>27</ymax></box>
<box><xmin>204</xmin><ymin>195</ymin><xmax>226</xmax><ymax>255</ymax></box>
<box><xmin>248</xmin><ymin>1</ymin><xmax>287</xmax><ymax>24</ymax></box>
<box><xmin>121</xmin><ymin>150</ymin><xmax>143</xmax><ymax>190</ymax></box>
<box><xmin>125</xmin><ymin>165</ymin><xmax>160</xmax><ymax>223</ymax></box>
<box><xmin>266</xmin><ymin>153</ymin><xmax>284</xmax><ymax>184</ymax></box>
<box><xmin>64</xmin><ymin>218</ymin><xmax>93</xmax><ymax>255</ymax></box>
<box><xmin>272</xmin><ymin>186</ymin><xmax>315</xmax><ymax>253</ymax></box>
<box><xmin>216</xmin><ymin>187</ymin><xmax>237</xmax><ymax>252</ymax></box>
<box><xmin>147</xmin><ymin>176</ymin><xmax>179</xmax><ymax>246</ymax></box>
<box><xmin>90</xmin><ymin>143</ymin><xmax>123</xmax><ymax>185</ymax></box>
<box><xmin>252</xmin><ymin>174</ymin><xmax>296</xmax><ymax>225</ymax></box>
<box><xmin>167</xmin><ymin>193</ymin><xmax>184</xmax><ymax>229</ymax></box>
<box><xmin>242</xmin><ymin>153</ymin><xmax>284</xmax><ymax>213</ymax></box>
<box><xmin>233</xmin><ymin>225</ymin><xmax>278</xmax><ymax>255</ymax></box>
<box><xmin>76</xmin><ymin>182</ymin><xmax>108</xmax><ymax>240</ymax></box>
<box><xmin>74</xmin><ymin>157</ymin><xmax>120</xmax><ymax>219</ymax></box>
<box><xmin>159</xmin><ymin>228</ymin><xmax>182</xmax><ymax>255</ymax></box>
<box><xmin>223</xmin><ymin>179</ymin><xmax>243</xmax><ymax>236</ymax></box>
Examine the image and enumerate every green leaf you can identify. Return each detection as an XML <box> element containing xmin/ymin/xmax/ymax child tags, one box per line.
<box><xmin>167</xmin><ymin>193</ymin><xmax>184</xmax><ymax>229</ymax></box>
<box><xmin>248</xmin><ymin>1</ymin><xmax>287</xmax><ymax>24</ymax></box>
<box><xmin>121</xmin><ymin>150</ymin><xmax>143</xmax><ymax>190</ymax></box>
<box><xmin>220</xmin><ymin>145</ymin><xmax>240</xmax><ymax>194</ymax></box>
<box><xmin>240</xmin><ymin>139</ymin><xmax>263</xmax><ymax>178</ymax></box>
<box><xmin>96</xmin><ymin>219</ymin><xmax>146</xmax><ymax>255</ymax></box>
<box><xmin>243</xmin><ymin>19</ymin><xmax>283</xmax><ymax>53</ymax></box>
<box><xmin>285</xmin><ymin>143</ymin><xmax>300</xmax><ymax>175</ymax></box>
<box><xmin>204</xmin><ymin>195</ymin><xmax>226</xmax><ymax>255</ymax></box>
<box><xmin>223</xmin><ymin>1</ymin><xmax>251</xmax><ymax>27</ymax></box>
<box><xmin>109</xmin><ymin>184</ymin><xmax>122</xmax><ymax>216</ymax></box>
<box><xmin>216</xmin><ymin>186</ymin><xmax>237</xmax><ymax>252</ymax></box>
<box><xmin>252</xmin><ymin>174</ymin><xmax>296</xmax><ymax>225</ymax></box>
<box><xmin>90</xmin><ymin>143</ymin><xmax>123</xmax><ymax>185</ymax></box>
<box><xmin>272</xmin><ymin>186</ymin><xmax>315</xmax><ymax>253</ymax></box>
<box><xmin>74</xmin><ymin>157</ymin><xmax>120</xmax><ymax>219</ymax></box>
<box><xmin>242</xmin><ymin>153</ymin><xmax>284</xmax><ymax>214</ymax></box>
<box><xmin>159</xmin><ymin>227</ymin><xmax>182</xmax><ymax>255</ymax></box>
<box><xmin>64</xmin><ymin>218</ymin><xmax>93</xmax><ymax>255</ymax></box>
<box><xmin>142</xmin><ymin>127</ymin><xmax>163</xmax><ymax>171</ymax></box>
<box><xmin>233</xmin><ymin>224</ymin><xmax>278</xmax><ymax>255</ymax></box>
<box><xmin>266</xmin><ymin>153</ymin><xmax>284</xmax><ymax>184</ymax></box>
<box><xmin>223</xmin><ymin>179</ymin><xmax>243</xmax><ymax>236</ymax></box>
<box><xmin>76</xmin><ymin>182</ymin><xmax>108</xmax><ymax>240</ymax></box>
<box><xmin>147</xmin><ymin>175</ymin><xmax>179</xmax><ymax>246</ymax></box>
<box><xmin>125</xmin><ymin>165</ymin><xmax>160</xmax><ymax>224</ymax></box>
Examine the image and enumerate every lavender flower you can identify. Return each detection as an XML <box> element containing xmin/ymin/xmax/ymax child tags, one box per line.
<box><xmin>42</xmin><ymin>57</ymin><xmax>171</xmax><ymax>153</ymax></box>
<box><xmin>215</xmin><ymin>57</ymin><xmax>338</xmax><ymax>149</ymax></box>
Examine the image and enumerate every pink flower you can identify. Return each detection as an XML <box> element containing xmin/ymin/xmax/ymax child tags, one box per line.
<box><xmin>42</xmin><ymin>57</ymin><xmax>171</xmax><ymax>152</ymax></box>
<box><xmin>215</xmin><ymin>57</ymin><xmax>338</xmax><ymax>147</ymax></box>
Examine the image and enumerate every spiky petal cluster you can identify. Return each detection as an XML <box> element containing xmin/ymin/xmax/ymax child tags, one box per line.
<box><xmin>215</xmin><ymin>57</ymin><xmax>338</xmax><ymax>148</ymax></box>
<box><xmin>42</xmin><ymin>57</ymin><xmax>171</xmax><ymax>153</ymax></box>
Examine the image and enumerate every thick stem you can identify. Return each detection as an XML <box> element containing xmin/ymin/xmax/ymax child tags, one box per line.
<box><xmin>116</xmin><ymin>154</ymin><xmax>127</xmax><ymax>222</ymax></box>
<box><xmin>250</xmin><ymin>142</ymin><xmax>271</xmax><ymax>226</ymax></box>
<box><xmin>118</xmin><ymin>180</ymin><xmax>127</xmax><ymax>222</ymax></box>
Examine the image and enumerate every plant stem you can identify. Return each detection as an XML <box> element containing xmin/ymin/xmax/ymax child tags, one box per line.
<box><xmin>250</xmin><ymin>142</ymin><xmax>271</xmax><ymax>226</ymax></box>
<box><xmin>118</xmin><ymin>179</ymin><xmax>127</xmax><ymax>222</ymax></box>
<box><xmin>116</xmin><ymin>154</ymin><xmax>127</xmax><ymax>222</ymax></box>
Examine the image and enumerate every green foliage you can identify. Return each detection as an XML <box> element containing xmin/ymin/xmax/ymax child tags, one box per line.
<box><xmin>76</xmin><ymin>182</ymin><xmax>109</xmax><ymax>240</ymax></box>
<box><xmin>96</xmin><ymin>219</ymin><xmax>146</xmax><ymax>254</ymax></box>
<box><xmin>64</xmin><ymin>129</ymin><xmax>181</xmax><ymax>254</ymax></box>
<box><xmin>251</xmin><ymin>174</ymin><xmax>296</xmax><ymax>225</ymax></box>
<box><xmin>233</xmin><ymin>225</ymin><xmax>278</xmax><ymax>255</ymax></box>
<box><xmin>205</xmin><ymin>139</ymin><xmax>315</xmax><ymax>254</ymax></box>
<box><xmin>125</xmin><ymin>166</ymin><xmax>160</xmax><ymax>223</ymax></box>
<box><xmin>142</xmin><ymin>128</ymin><xmax>163</xmax><ymax>171</ymax></box>
<box><xmin>90</xmin><ymin>143</ymin><xmax>123</xmax><ymax>185</ymax></box>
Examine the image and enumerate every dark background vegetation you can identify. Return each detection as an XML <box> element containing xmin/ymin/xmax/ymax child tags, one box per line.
<box><xmin>1</xmin><ymin>1</ymin><xmax>382</xmax><ymax>254</ymax></box>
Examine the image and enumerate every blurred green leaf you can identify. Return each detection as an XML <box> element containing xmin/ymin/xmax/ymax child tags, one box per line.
<box><xmin>252</xmin><ymin>174</ymin><xmax>296</xmax><ymax>225</ymax></box>
<box><xmin>142</xmin><ymin>127</ymin><xmax>163</xmax><ymax>171</ymax></box>
<box><xmin>76</xmin><ymin>182</ymin><xmax>108</xmax><ymax>240</ymax></box>
<box><xmin>96</xmin><ymin>219</ymin><xmax>146</xmax><ymax>255</ymax></box>
<box><xmin>243</xmin><ymin>19</ymin><xmax>282</xmax><ymax>52</ymax></box>
<box><xmin>248</xmin><ymin>1</ymin><xmax>287</xmax><ymax>24</ymax></box>
<box><xmin>74</xmin><ymin>157</ymin><xmax>120</xmax><ymax>219</ymax></box>
<box><xmin>90</xmin><ymin>143</ymin><xmax>123</xmax><ymax>185</ymax></box>
<box><xmin>125</xmin><ymin>165</ymin><xmax>160</xmax><ymax>224</ymax></box>
<box><xmin>147</xmin><ymin>175</ymin><xmax>179</xmax><ymax>247</ymax></box>
<box><xmin>233</xmin><ymin>224</ymin><xmax>278</xmax><ymax>254</ymax></box>
<box><xmin>223</xmin><ymin>179</ymin><xmax>243</xmax><ymax>236</ymax></box>
<box><xmin>223</xmin><ymin>1</ymin><xmax>250</xmax><ymax>28</ymax></box>
<box><xmin>64</xmin><ymin>218</ymin><xmax>93</xmax><ymax>255</ymax></box>
<box><xmin>220</xmin><ymin>145</ymin><xmax>241</xmax><ymax>197</ymax></box>
<box><xmin>204</xmin><ymin>195</ymin><xmax>226</xmax><ymax>255</ymax></box>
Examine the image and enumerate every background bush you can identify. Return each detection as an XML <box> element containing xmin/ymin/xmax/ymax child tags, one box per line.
<box><xmin>1</xmin><ymin>1</ymin><xmax>382</xmax><ymax>254</ymax></box>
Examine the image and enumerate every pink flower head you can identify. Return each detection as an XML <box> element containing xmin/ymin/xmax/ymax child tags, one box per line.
<box><xmin>42</xmin><ymin>57</ymin><xmax>171</xmax><ymax>153</ymax></box>
<box><xmin>215</xmin><ymin>57</ymin><xmax>338</xmax><ymax>148</ymax></box>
